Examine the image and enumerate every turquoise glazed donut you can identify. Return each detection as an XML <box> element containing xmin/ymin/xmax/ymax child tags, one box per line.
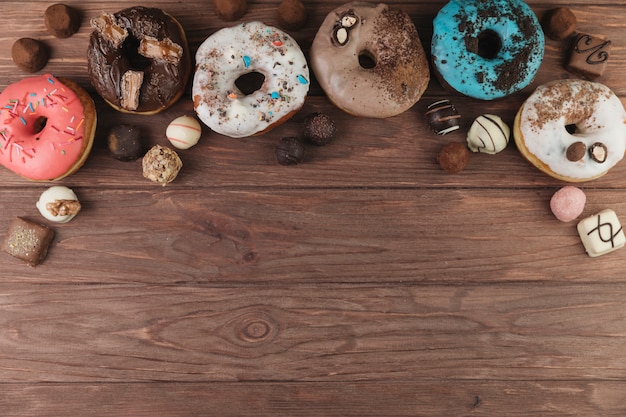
<box><xmin>431</xmin><ymin>0</ymin><xmax>544</xmax><ymax>100</ymax></box>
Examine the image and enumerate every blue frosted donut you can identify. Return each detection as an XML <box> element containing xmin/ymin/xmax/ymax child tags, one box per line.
<box><xmin>431</xmin><ymin>0</ymin><xmax>544</xmax><ymax>100</ymax></box>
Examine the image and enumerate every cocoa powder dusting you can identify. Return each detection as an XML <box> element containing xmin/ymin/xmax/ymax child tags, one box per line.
<box><xmin>369</xmin><ymin>7</ymin><xmax>427</xmax><ymax>103</ymax></box>
<box><xmin>528</xmin><ymin>81</ymin><xmax>612</xmax><ymax>130</ymax></box>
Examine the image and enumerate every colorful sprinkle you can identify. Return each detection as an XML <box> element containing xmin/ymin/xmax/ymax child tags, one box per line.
<box><xmin>270</xmin><ymin>91</ymin><xmax>280</xmax><ymax>99</ymax></box>
<box><xmin>273</xmin><ymin>40</ymin><xmax>283</xmax><ymax>47</ymax></box>
<box><xmin>19</xmin><ymin>117</ymin><xmax>27</xmax><ymax>126</ymax></box>
<box><xmin>243</xmin><ymin>55</ymin><xmax>251</xmax><ymax>69</ymax></box>
<box><xmin>297</xmin><ymin>75</ymin><xmax>309</xmax><ymax>85</ymax></box>
<box><xmin>228</xmin><ymin>92</ymin><xmax>238</xmax><ymax>99</ymax></box>
<box><xmin>47</xmin><ymin>77</ymin><xmax>55</xmax><ymax>84</ymax></box>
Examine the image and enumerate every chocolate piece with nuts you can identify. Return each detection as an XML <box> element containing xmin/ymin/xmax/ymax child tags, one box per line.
<box><xmin>2</xmin><ymin>217</ymin><xmax>54</xmax><ymax>266</ymax></box>
<box><xmin>142</xmin><ymin>145</ymin><xmax>183</xmax><ymax>186</ymax></box>
<box><xmin>566</xmin><ymin>141</ymin><xmax>586</xmax><ymax>162</ymax></box>
<box><xmin>589</xmin><ymin>142</ymin><xmax>608</xmax><ymax>163</ymax></box>
<box><xmin>332</xmin><ymin>10</ymin><xmax>358</xmax><ymax>46</ymax></box>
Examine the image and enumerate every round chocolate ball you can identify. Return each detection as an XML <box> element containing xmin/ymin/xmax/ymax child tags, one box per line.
<box><xmin>214</xmin><ymin>0</ymin><xmax>247</xmax><ymax>21</ymax></box>
<box><xmin>12</xmin><ymin>38</ymin><xmax>48</xmax><ymax>73</ymax></box>
<box><xmin>45</xmin><ymin>3</ymin><xmax>81</xmax><ymax>39</ymax></box>
<box><xmin>542</xmin><ymin>8</ymin><xmax>577</xmax><ymax>41</ymax></box>
<box><xmin>437</xmin><ymin>142</ymin><xmax>470</xmax><ymax>174</ymax></box>
<box><xmin>278</xmin><ymin>0</ymin><xmax>308</xmax><ymax>31</ymax></box>
<box><xmin>275</xmin><ymin>137</ymin><xmax>305</xmax><ymax>165</ymax></box>
<box><xmin>107</xmin><ymin>125</ymin><xmax>144</xmax><ymax>161</ymax></box>
<box><xmin>303</xmin><ymin>112</ymin><xmax>336</xmax><ymax>146</ymax></box>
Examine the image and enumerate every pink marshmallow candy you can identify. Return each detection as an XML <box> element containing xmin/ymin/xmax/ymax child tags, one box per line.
<box><xmin>550</xmin><ymin>186</ymin><xmax>586</xmax><ymax>222</ymax></box>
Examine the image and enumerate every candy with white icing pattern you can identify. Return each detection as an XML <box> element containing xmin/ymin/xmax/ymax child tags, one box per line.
<box><xmin>192</xmin><ymin>21</ymin><xmax>310</xmax><ymax>138</ymax></box>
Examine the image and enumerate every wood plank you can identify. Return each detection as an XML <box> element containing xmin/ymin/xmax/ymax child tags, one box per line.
<box><xmin>1</xmin><ymin>381</ymin><xmax>626</xmax><ymax>417</ymax></box>
<box><xmin>0</xmin><ymin>283</ymin><xmax>626</xmax><ymax>382</ymax></box>
<box><xmin>2</xmin><ymin>187</ymin><xmax>626</xmax><ymax>284</ymax></box>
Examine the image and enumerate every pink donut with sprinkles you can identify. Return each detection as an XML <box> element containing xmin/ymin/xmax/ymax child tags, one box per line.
<box><xmin>192</xmin><ymin>21</ymin><xmax>310</xmax><ymax>138</ymax></box>
<box><xmin>0</xmin><ymin>74</ymin><xmax>97</xmax><ymax>181</ymax></box>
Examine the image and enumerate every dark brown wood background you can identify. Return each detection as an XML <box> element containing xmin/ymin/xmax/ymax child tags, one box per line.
<box><xmin>1</xmin><ymin>1</ymin><xmax>626</xmax><ymax>415</ymax></box>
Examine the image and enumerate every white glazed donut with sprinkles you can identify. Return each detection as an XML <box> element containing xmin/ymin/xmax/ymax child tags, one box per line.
<box><xmin>192</xmin><ymin>21</ymin><xmax>310</xmax><ymax>138</ymax></box>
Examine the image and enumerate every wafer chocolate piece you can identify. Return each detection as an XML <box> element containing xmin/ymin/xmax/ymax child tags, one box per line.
<box><xmin>567</xmin><ymin>33</ymin><xmax>611</xmax><ymax>80</ymax></box>
<box><xmin>2</xmin><ymin>217</ymin><xmax>54</xmax><ymax>266</ymax></box>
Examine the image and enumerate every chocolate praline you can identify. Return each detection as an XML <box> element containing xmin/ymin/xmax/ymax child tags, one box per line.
<box><xmin>12</xmin><ymin>38</ymin><xmax>48</xmax><ymax>73</ymax></box>
<box><xmin>45</xmin><ymin>3</ymin><xmax>81</xmax><ymax>38</ymax></box>
<box><xmin>107</xmin><ymin>125</ymin><xmax>144</xmax><ymax>161</ymax></box>
<box><xmin>303</xmin><ymin>112</ymin><xmax>336</xmax><ymax>146</ymax></box>
<box><xmin>275</xmin><ymin>137</ymin><xmax>305</xmax><ymax>165</ymax></box>
<box><xmin>437</xmin><ymin>142</ymin><xmax>470</xmax><ymax>174</ymax></box>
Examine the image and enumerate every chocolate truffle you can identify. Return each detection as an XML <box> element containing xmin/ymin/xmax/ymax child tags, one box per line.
<box><xmin>11</xmin><ymin>38</ymin><xmax>48</xmax><ymax>73</ymax></box>
<box><xmin>425</xmin><ymin>99</ymin><xmax>461</xmax><ymax>135</ymax></box>
<box><xmin>142</xmin><ymin>145</ymin><xmax>183</xmax><ymax>186</ymax></box>
<box><xmin>542</xmin><ymin>8</ymin><xmax>577</xmax><ymax>41</ymax></box>
<box><xmin>45</xmin><ymin>3</ymin><xmax>81</xmax><ymax>38</ymax></box>
<box><xmin>566</xmin><ymin>33</ymin><xmax>611</xmax><ymax>80</ymax></box>
<box><xmin>2</xmin><ymin>217</ymin><xmax>54</xmax><ymax>266</ymax></box>
<box><xmin>278</xmin><ymin>0</ymin><xmax>308</xmax><ymax>31</ymax></box>
<box><xmin>107</xmin><ymin>125</ymin><xmax>143</xmax><ymax>161</ymax></box>
<box><xmin>214</xmin><ymin>0</ymin><xmax>247</xmax><ymax>21</ymax></box>
<box><xmin>437</xmin><ymin>142</ymin><xmax>470</xmax><ymax>174</ymax></box>
<box><xmin>550</xmin><ymin>186</ymin><xmax>586</xmax><ymax>223</ymax></box>
<box><xmin>303</xmin><ymin>112</ymin><xmax>336</xmax><ymax>146</ymax></box>
<box><xmin>275</xmin><ymin>137</ymin><xmax>305</xmax><ymax>165</ymax></box>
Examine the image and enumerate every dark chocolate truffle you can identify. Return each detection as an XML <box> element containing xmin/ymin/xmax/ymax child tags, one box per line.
<box><xmin>107</xmin><ymin>125</ymin><xmax>144</xmax><ymax>161</ymax></box>
<box><xmin>2</xmin><ymin>217</ymin><xmax>54</xmax><ymax>266</ymax></box>
<box><xmin>278</xmin><ymin>0</ymin><xmax>308</xmax><ymax>31</ymax></box>
<box><xmin>437</xmin><ymin>142</ymin><xmax>470</xmax><ymax>174</ymax></box>
<box><xmin>45</xmin><ymin>3</ymin><xmax>81</xmax><ymax>38</ymax></box>
<box><xmin>542</xmin><ymin>8</ymin><xmax>577</xmax><ymax>41</ymax></box>
<box><xmin>275</xmin><ymin>137</ymin><xmax>305</xmax><ymax>165</ymax></box>
<box><xmin>425</xmin><ymin>99</ymin><xmax>461</xmax><ymax>135</ymax></box>
<box><xmin>11</xmin><ymin>38</ymin><xmax>48</xmax><ymax>73</ymax></box>
<box><xmin>214</xmin><ymin>0</ymin><xmax>247</xmax><ymax>21</ymax></box>
<box><xmin>303</xmin><ymin>112</ymin><xmax>336</xmax><ymax>146</ymax></box>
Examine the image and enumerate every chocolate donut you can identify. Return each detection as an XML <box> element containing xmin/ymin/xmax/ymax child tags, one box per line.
<box><xmin>87</xmin><ymin>6</ymin><xmax>191</xmax><ymax>115</ymax></box>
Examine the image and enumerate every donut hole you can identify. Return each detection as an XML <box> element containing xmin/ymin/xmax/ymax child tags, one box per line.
<box><xmin>476</xmin><ymin>29</ymin><xmax>502</xmax><ymax>60</ymax></box>
<box><xmin>358</xmin><ymin>51</ymin><xmax>377</xmax><ymax>69</ymax></box>
<box><xmin>122</xmin><ymin>37</ymin><xmax>152</xmax><ymax>71</ymax></box>
<box><xmin>565</xmin><ymin>123</ymin><xmax>579</xmax><ymax>134</ymax></box>
<box><xmin>33</xmin><ymin>116</ymin><xmax>47</xmax><ymax>135</ymax></box>
<box><xmin>235</xmin><ymin>71</ymin><xmax>266</xmax><ymax>95</ymax></box>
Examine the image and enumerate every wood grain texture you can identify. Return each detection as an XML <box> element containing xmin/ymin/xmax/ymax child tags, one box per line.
<box><xmin>1</xmin><ymin>0</ymin><xmax>626</xmax><ymax>415</ymax></box>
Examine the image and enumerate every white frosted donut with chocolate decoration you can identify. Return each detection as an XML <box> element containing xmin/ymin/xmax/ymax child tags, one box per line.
<box><xmin>514</xmin><ymin>79</ymin><xmax>626</xmax><ymax>182</ymax></box>
<box><xmin>309</xmin><ymin>2</ymin><xmax>430</xmax><ymax>118</ymax></box>
<box><xmin>192</xmin><ymin>21</ymin><xmax>310</xmax><ymax>138</ymax></box>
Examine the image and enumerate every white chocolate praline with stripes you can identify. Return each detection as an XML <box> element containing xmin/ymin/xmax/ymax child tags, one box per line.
<box><xmin>577</xmin><ymin>209</ymin><xmax>625</xmax><ymax>257</ymax></box>
<box><xmin>466</xmin><ymin>115</ymin><xmax>510</xmax><ymax>154</ymax></box>
<box><xmin>166</xmin><ymin>115</ymin><xmax>202</xmax><ymax>150</ymax></box>
<box><xmin>514</xmin><ymin>79</ymin><xmax>626</xmax><ymax>182</ymax></box>
<box><xmin>192</xmin><ymin>21</ymin><xmax>310</xmax><ymax>138</ymax></box>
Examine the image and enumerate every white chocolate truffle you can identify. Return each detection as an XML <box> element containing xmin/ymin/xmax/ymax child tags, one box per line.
<box><xmin>36</xmin><ymin>186</ymin><xmax>81</xmax><ymax>223</ymax></box>
<box><xmin>577</xmin><ymin>209</ymin><xmax>625</xmax><ymax>257</ymax></box>
<box><xmin>467</xmin><ymin>115</ymin><xmax>510</xmax><ymax>154</ymax></box>
<box><xmin>166</xmin><ymin>115</ymin><xmax>202</xmax><ymax>149</ymax></box>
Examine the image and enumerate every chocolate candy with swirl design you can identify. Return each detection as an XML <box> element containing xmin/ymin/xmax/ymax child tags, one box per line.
<box><xmin>567</xmin><ymin>33</ymin><xmax>612</xmax><ymax>80</ymax></box>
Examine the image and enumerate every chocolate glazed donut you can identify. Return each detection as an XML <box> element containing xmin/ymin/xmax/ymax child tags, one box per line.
<box><xmin>87</xmin><ymin>6</ymin><xmax>191</xmax><ymax>115</ymax></box>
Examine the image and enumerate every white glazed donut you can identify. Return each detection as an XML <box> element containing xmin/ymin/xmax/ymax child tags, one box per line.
<box><xmin>192</xmin><ymin>21</ymin><xmax>310</xmax><ymax>138</ymax></box>
<box><xmin>514</xmin><ymin>79</ymin><xmax>626</xmax><ymax>182</ymax></box>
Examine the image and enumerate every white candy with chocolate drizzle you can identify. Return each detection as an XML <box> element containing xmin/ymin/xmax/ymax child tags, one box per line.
<box><xmin>467</xmin><ymin>115</ymin><xmax>510</xmax><ymax>154</ymax></box>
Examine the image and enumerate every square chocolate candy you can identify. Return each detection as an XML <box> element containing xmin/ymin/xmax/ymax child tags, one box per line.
<box><xmin>577</xmin><ymin>209</ymin><xmax>625</xmax><ymax>257</ymax></box>
<box><xmin>2</xmin><ymin>217</ymin><xmax>54</xmax><ymax>266</ymax></box>
<box><xmin>567</xmin><ymin>33</ymin><xmax>612</xmax><ymax>80</ymax></box>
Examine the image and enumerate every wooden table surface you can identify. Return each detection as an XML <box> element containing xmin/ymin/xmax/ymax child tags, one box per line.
<box><xmin>2</xmin><ymin>0</ymin><xmax>626</xmax><ymax>415</ymax></box>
